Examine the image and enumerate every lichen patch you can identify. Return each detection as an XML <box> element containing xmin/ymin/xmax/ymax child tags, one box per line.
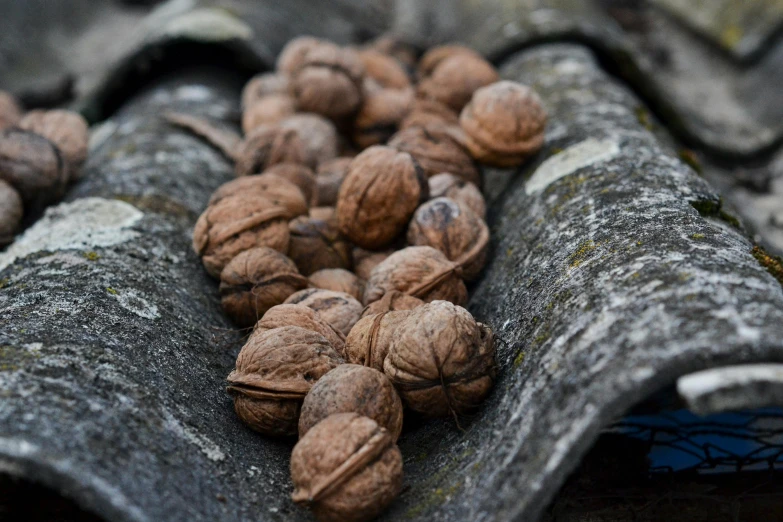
<box><xmin>525</xmin><ymin>138</ymin><xmax>620</xmax><ymax>195</ymax></box>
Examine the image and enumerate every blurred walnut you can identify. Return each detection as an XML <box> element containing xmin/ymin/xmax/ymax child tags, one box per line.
<box><xmin>399</xmin><ymin>97</ymin><xmax>459</xmax><ymax>132</ymax></box>
<box><xmin>343</xmin><ymin>311</ymin><xmax>411</xmax><ymax>372</ymax></box>
<box><xmin>388</xmin><ymin>126</ymin><xmax>479</xmax><ymax>186</ymax></box>
<box><xmin>209</xmin><ymin>173</ymin><xmax>308</xmax><ymax>217</ymax></box>
<box><xmin>367</xmin><ymin>34</ymin><xmax>418</xmax><ymax>70</ymax></box>
<box><xmin>352</xmin><ymin>247</ymin><xmax>394</xmax><ymax>281</ymax></box>
<box><xmin>460</xmin><ymin>80</ymin><xmax>547</xmax><ymax>167</ymax></box>
<box><xmin>384</xmin><ymin>301</ymin><xmax>496</xmax><ymax>418</ymax></box>
<box><xmin>0</xmin><ymin>91</ymin><xmax>22</xmax><ymax>130</ymax></box>
<box><xmin>336</xmin><ymin>146</ymin><xmax>427</xmax><ymax>249</ymax></box>
<box><xmin>252</xmin><ymin>304</ymin><xmax>345</xmax><ymax>354</ymax></box>
<box><xmin>276</xmin><ymin>36</ymin><xmax>325</xmax><ymax>74</ymax></box>
<box><xmin>358</xmin><ymin>49</ymin><xmax>410</xmax><ymax>90</ymax></box>
<box><xmin>418</xmin><ymin>49</ymin><xmax>498</xmax><ymax>112</ymax></box>
<box><xmin>417</xmin><ymin>45</ymin><xmax>483</xmax><ymax>78</ymax></box>
<box><xmin>428</xmin><ymin>172</ymin><xmax>486</xmax><ymax>219</ymax></box>
<box><xmin>235</xmin><ymin>114</ymin><xmax>338</xmax><ymax>175</ymax></box>
<box><xmin>288</xmin><ymin>215</ymin><xmax>352</xmax><ymax>275</ymax></box>
<box><xmin>242</xmin><ymin>94</ymin><xmax>297</xmax><ymax>134</ymax></box>
<box><xmin>353</xmin><ymin>87</ymin><xmax>413</xmax><ymax>149</ymax></box>
<box><xmin>291</xmin><ymin>413</ymin><xmax>403</xmax><ymax>522</ymax></box>
<box><xmin>192</xmin><ymin>193</ymin><xmax>291</xmax><ymax>278</ymax></box>
<box><xmin>361</xmin><ymin>290</ymin><xmax>423</xmax><ymax>318</ymax></box>
<box><xmin>264</xmin><ymin>163</ymin><xmax>317</xmax><ymax>205</ymax></box>
<box><xmin>227</xmin><ymin>326</ymin><xmax>343</xmax><ymax>437</ymax></box>
<box><xmin>219</xmin><ymin>247</ymin><xmax>308</xmax><ymax>327</ymax></box>
<box><xmin>0</xmin><ymin>179</ymin><xmax>22</xmax><ymax>246</ymax></box>
<box><xmin>0</xmin><ymin>128</ymin><xmax>68</xmax><ymax>210</ymax></box>
<box><xmin>314</xmin><ymin>157</ymin><xmax>352</xmax><ymax>206</ymax></box>
<box><xmin>309</xmin><ymin>206</ymin><xmax>335</xmax><ymax>221</ymax></box>
<box><xmin>241</xmin><ymin>73</ymin><xmax>290</xmax><ymax>110</ymax></box>
<box><xmin>363</xmin><ymin>246</ymin><xmax>467</xmax><ymax>306</ymax></box>
<box><xmin>407</xmin><ymin>197</ymin><xmax>489</xmax><ymax>280</ymax></box>
<box><xmin>285</xmin><ymin>288</ymin><xmax>363</xmax><ymax>336</ymax></box>
<box><xmin>309</xmin><ymin>269</ymin><xmax>364</xmax><ymax>302</ymax></box>
<box><xmin>19</xmin><ymin>109</ymin><xmax>89</xmax><ymax>178</ymax></box>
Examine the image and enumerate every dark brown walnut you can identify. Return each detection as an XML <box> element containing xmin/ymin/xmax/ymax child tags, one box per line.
<box><xmin>361</xmin><ymin>290</ymin><xmax>423</xmax><ymax>318</ymax></box>
<box><xmin>192</xmin><ymin>193</ymin><xmax>291</xmax><ymax>278</ymax></box>
<box><xmin>336</xmin><ymin>145</ymin><xmax>427</xmax><ymax>249</ymax></box>
<box><xmin>363</xmin><ymin>246</ymin><xmax>467</xmax><ymax>306</ymax></box>
<box><xmin>314</xmin><ymin>157</ymin><xmax>352</xmax><ymax>207</ymax></box>
<box><xmin>252</xmin><ymin>304</ymin><xmax>345</xmax><ymax>355</ymax></box>
<box><xmin>299</xmin><ymin>365</ymin><xmax>403</xmax><ymax>440</ymax></box>
<box><xmin>241</xmin><ymin>73</ymin><xmax>290</xmax><ymax>110</ymax></box>
<box><xmin>284</xmin><ymin>288</ymin><xmax>363</xmax><ymax>336</ymax></box>
<box><xmin>309</xmin><ymin>206</ymin><xmax>335</xmax><ymax>221</ymax></box>
<box><xmin>357</xmin><ymin>49</ymin><xmax>410</xmax><ymax>90</ymax></box>
<box><xmin>290</xmin><ymin>43</ymin><xmax>365</xmax><ymax>120</ymax></box>
<box><xmin>227</xmin><ymin>326</ymin><xmax>343</xmax><ymax>437</ymax></box>
<box><xmin>0</xmin><ymin>179</ymin><xmax>23</xmax><ymax>246</ymax></box>
<box><xmin>353</xmin><ymin>87</ymin><xmax>413</xmax><ymax>149</ymax></box>
<box><xmin>367</xmin><ymin>34</ymin><xmax>418</xmax><ymax>70</ymax></box>
<box><xmin>343</xmin><ymin>311</ymin><xmax>411</xmax><ymax>372</ymax></box>
<box><xmin>0</xmin><ymin>91</ymin><xmax>22</xmax><ymax>131</ymax></box>
<box><xmin>0</xmin><ymin>128</ymin><xmax>68</xmax><ymax>208</ymax></box>
<box><xmin>219</xmin><ymin>247</ymin><xmax>309</xmax><ymax>328</ymax></box>
<box><xmin>288</xmin><ymin>215</ymin><xmax>352</xmax><ymax>275</ymax></box>
<box><xmin>242</xmin><ymin>94</ymin><xmax>297</xmax><ymax>134</ymax></box>
<box><xmin>264</xmin><ymin>163</ymin><xmax>318</xmax><ymax>205</ymax></box>
<box><xmin>209</xmin><ymin>173</ymin><xmax>308</xmax><ymax>217</ymax></box>
<box><xmin>388</xmin><ymin>126</ymin><xmax>480</xmax><ymax>186</ymax></box>
<box><xmin>309</xmin><ymin>268</ymin><xmax>364</xmax><ymax>302</ymax></box>
<box><xmin>428</xmin><ymin>172</ymin><xmax>486</xmax><ymax>219</ymax></box>
<box><xmin>384</xmin><ymin>300</ymin><xmax>496</xmax><ymax>418</ymax></box>
<box><xmin>18</xmin><ymin>109</ymin><xmax>89</xmax><ymax>177</ymax></box>
<box><xmin>235</xmin><ymin>114</ymin><xmax>338</xmax><ymax>175</ymax></box>
<box><xmin>417</xmin><ymin>44</ymin><xmax>483</xmax><ymax>78</ymax></box>
<box><xmin>277</xmin><ymin>36</ymin><xmax>325</xmax><ymax>75</ymax></box>
<box><xmin>352</xmin><ymin>247</ymin><xmax>394</xmax><ymax>281</ymax></box>
<box><xmin>399</xmin><ymin>97</ymin><xmax>459</xmax><ymax>132</ymax></box>
<box><xmin>291</xmin><ymin>413</ymin><xmax>403</xmax><ymax>522</ymax></box>
<box><xmin>418</xmin><ymin>53</ymin><xmax>498</xmax><ymax>112</ymax></box>
<box><xmin>407</xmin><ymin>197</ymin><xmax>489</xmax><ymax>280</ymax></box>
<box><xmin>460</xmin><ymin>80</ymin><xmax>547</xmax><ymax>167</ymax></box>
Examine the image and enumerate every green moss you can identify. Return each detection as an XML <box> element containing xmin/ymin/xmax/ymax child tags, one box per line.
<box><xmin>751</xmin><ymin>246</ymin><xmax>783</xmax><ymax>287</ymax></box>
<box><xmin>634</xmin><ymin>105</ymin><xmax>654</xmax><ymax>131</ymax></box>
<box><xmin>0</xmin><ymin>278</ymin><xmax>9</xmax><ymax>289</ymax></box>
<box><xmin>82</xmin><ymin>251</ymin><xmax>100</xmax><ymax>261</ymax></box>
<box><xmin>692</xmin><ymin>233</ymin><xmax>705</xmax><ymax>240</ymax></box>
<box><xmin>678</xmin><ymin>149</ymin><xmax>702</xmax><ymax>175</ymax></box>
<box><xmin>513</xmin><ymin>350</ymin><xmax>526</xmax><ymax>368</ymax></box>
<box><xmin>106</xmin><ymin>287</ymin><xmax>118</xmax><ymax>295</ymax></box>
<box><xmin>689</xmin><ymin>198</ymin><xmax>741</xmax><ymax>229</ymax></box>
<box><xmin>568</xmin><ymin>240</ymin><xmax>597</xmax><ymax>268</ymax></box>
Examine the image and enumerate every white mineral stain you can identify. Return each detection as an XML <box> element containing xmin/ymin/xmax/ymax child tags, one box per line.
<box><xmin>677</xmin><ymin>364</ymin><xmax>783</xmax><ymax>410</ymax></box>
<box><xmin>525</xmin><ymin>138</ymin><xmax>621</xmax><ymax>195</ymax></box>
<box><xmin>164</xmin><ymin>410</ymin><xmax>226</xmax><ymax>463</ymax></box>
<box><xmin>110</xmin><ymin>289</ymin><xmax>160</xmax><ymax>320</ymax></box>
<box><xmin>0</xmin><ymin>198</ymin><xmax>143</xmax><ymax>271</ymax></box>
<box><xmin>159</xmin><ymin>8</ymin><xmax>252</xmax><ymax>41</ymax></box>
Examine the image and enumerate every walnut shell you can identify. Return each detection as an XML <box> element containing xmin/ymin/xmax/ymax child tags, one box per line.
<box><xmin>277</xmin><ymin>36</ymin><xmax>325</xmax><ymax>74</ymax></box>
<box><xmin>241</xmin><ymin>73</ymin><xmax>290</xmax><ymax>110</ymax></box>
<box><xmin>219</xmin><ymin>247</ymin><xmax>308</xmax><ymax>327</ymax></box>
<box><xmin>0</xmin><ymin>128</ymin><xmax>68</xmax><ymax>209</ymax></box>
<box><xmin>407</xmin><ymin>197</ymin><xmax>489</xmax><ymax>280</ymax></box>
<box><xmin>0</xmin><ymin>91</ymin><xmax>22</xmax><ymax>131</ymax></box>
<box><xmin>388</xmin><ymin>126</ymin><xmax>480</xmax><ymax>186</ymax></box>
<box><xmin>252</xmin><ymin>304</ymin><xmax>345</xmax><ymax>355</ymax></box>
<box><xmin>360</xmin><ymin>290</ymin><xmax>423</xmax><ymax>318</ymax></box>
<box><xmin>399</xmin><ymin>97</ymin><xmax>459</xmax><ymax>132</ymax></box>
<box><xmin>235</xmin><ymin>114</ymin><xmax>338</xmax><ymax>175</ymax></box>
<box><xmin>418</xmin><ymin>53</ymin><xmax>498</xmax><ymax>112</ymax></box>
<box><xmin>291</xmin><ymin>413</ymin><xmax>403</xmax><ymax>522</ymax></box>
<box><xmin>384</xmin><ymin>301</ymin><xmax>496</xmax><ymax>417</ymax></box>
<box><xmin>209</xmin><ymin>173</ymin><xmax>309</xmax><ymax>217</ymax></box>
<box><xmin>192</xmin><ymin>193</ymin><xmax>291</xmax><ymax>278</ymax></box>
<box><xmin>363</xmin><ymin>246</ymin><xmax>467</xmax><ymax>306</ymax></box>
<box><xmin>315</xmin><ymin>157</ymin><xmax>352</xmax><ymax>207</ymax></box>
<box><xmin>358</xmin><ymin>49</ymin><xmax>411</xmax><ymax>90</ymax></box>
<box><xmin>309</xmin><ymin>268</ymin><xmax>364</xmax><ymax>302</ymax></box>
<box><xmin>309</xmin><ymin>206</ymin><xmax>336</xmax><ymax>221</ymax></box>
<box><xmin>460</xmin><ymin>80</ymin><xmax>547</xmax><ymax>167</ymax></box>
<box><xmin>227</xmin><ymin>326</ymin><xmax>343</xmax><ymax>437</ymax></box>
<box><xmin>290</xmin><ymin>43</ymin><xmax>365</xmax><ymax>120</ymax></box>
<box><xmin>352</xmin><ymin>247</ymin><xmax>394</xmax><ymax>281</ymax></box>
<box><xmin>284</xmin><ymin>288</ymin><xmax>363</xmax><ymax>336</ymax></box>
<box><xmin>336</xmin><ymin>146</ymin><xmax>427</xmax><ymax>249</ymax></box>
<box><xmin>263</xmin><ymin>163</ymin><xmax>317</xmax><ymax>205</ymax></box>
<box><xmin>428</xmin><ymin>172</ymin><xmax>486</xmax><ymax>219</ymax></box>
<box><xmin>288</xmin><ymin>215</ymin><xmax>352</xmax><ymax>275</ymax></box>
<box><xmin>353</xmin><ymin>87</ymin><xmax>413</xmax><ymax>149</ymax></box>
<box><xmin>0</xmin><ymin>179</ymin><xmax>23</xmax><ymax>246</ymax></box>
<box><xmin>367</xmin><ymin>34</ymin><xmax>418</xmax><ymax>70</ymax></box>
<box><xmin>343</xmin><ymin>311</ymin><xmax>411</xmax><ymax>372</ymax></box>
<box><xmin>417</xmin><ymin>45</ymin><xmax>483</xmax><ymax>78</ymax></box>
<box><xmin>242</xmin><ymin>94</ymin><xmax>297</xmax><ymax>134</ymax></box>
<box><xmin>299</xmin><ymin>365</ymin><xmax>403</xmax><ymax>441</ymax></box>
<box><xmin>18</xmin><ymin>109</ymin><xmax>89</xmax><ymax>178</ymax></box>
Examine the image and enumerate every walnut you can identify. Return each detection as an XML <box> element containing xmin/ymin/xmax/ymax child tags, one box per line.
<box><xmin>192</xmin><ymin>193</ymin><xmax>292</xmax><ymax>278</ymax></box>
<box><xmin>241</xmin><ymin>73</ymin><xmax>290</xmax><ymax>110</ymax></box>
<box><xmin>366</xmin><ymin>34</ymin><xmax>418</xmax><ymax>70</ymax></box>
<box><xmin>417</xmin><ymin>45</ymin><xmax>483</xmax><ymax>78</ymax></box>
<box><xmin>418</xmin><ymin>50</ymin><xmax>498</xmax><ymax>112</ymax></box>
<box><xmin>209</xmin><ymin>173</ymin><xmax>309</xmax><ymax>217</ymax></box>
<box><xmin>361</xmin><ymin>290</ymin><xmax>423</xmax><ymax>318</ymax></box>
<box><xmin>263</xmin><ymin>163</ymin><xmax>317</xmax><ymax>205</ymax></box>
<box><xmin>315</xmin><ymin>157</ymin><xmax>352</xmax><ymax>207</ymax></box>
<box><xmin>309</xmin><ymin>268</ymin><xmax>364</xmax><ymax>302</ymax></box>
<box><xmin>407</xmin><ymin>197</ymin><xmax>489</xmax><ymax>280</ymax></box>
<box><xmin>357</xmin><ymin>49</ymin><xmax>411</xmax><ymax>90</ymax></box>
<box><xmin>277</xmin><ymin>36</ymin><xmax>326</xmax><ymax>74</ymax></box>
<box><xmin>388</xmin><ymin>126</ymin><xmax>480</xmax><ymax>186</ymax></box>
<box><xmin>299</xmin><ymin>365</ymin><xmax>403</xmax><ymax>440</ymax></box>
<box><xmin>0</xmin><ymin>128</ymin><xmax>68</xmax><ymax>209</ymax></box>
<box><xmin>352</xmin><ymin>247</ymin><xmax>394</xmax><ymax>281</ymax></box>
<box><xmin>284</xmin><ymin>288</ymin><xmax>363</xmax><ymax>336</ymax></box>
<box><xmin>343</xmin><ymin>311</ymin><xmax>411</xmax><ymax>372</ymax></box>
<box><xmin>384</xmin><ymin>301</ymin><xmax>496</xmax><ymax>418</ymax></box>
<box><xmin>235</xmin><ymin>114</ymin><xmax>338</xmax><ymax>175</ymax></box>
<box><xmin>309</xmin><ymin>206</ymin><xmax>335</xmax><ymax>221</ymax></box>
<box><xmin>219</xmin><ymin>247</ymin><xmax>308</xmax><ymax>327</ymax></box>
<box><xmin>227</xmin><ymin>326</ymin><xmax>343</xmax><ymax>437</ymax></box>
<box><xmin>363</xmin><ymin>246</ymin><xmax>467</xmax><ymax>306</ymax></box>
<box><xmin>242</xmin><ymin>94</ymin><xmax>297</xmax><ymax>134</ymax></box>
<box><xmin>18</xmin><ymin>109</ymin><xmax>89</xmax><ymax>178</ymax></box>
<box><xmin>288</xmin><ymin>215</ymin><xmax>352</xmax><ymax>275</ymax></box>
<box><xmin>252</xmin><ymin>304</ymin><xmax>345</xmax><ymax>355</ymax></box>
<box><xmin>291</xmin><ymin>413</ymin><xmax>403</xmax><ymax>522</ymax></box>
<box><xmin>353</xmin><ymin>87</ymin><xmax>413</xmax><ymax>149</ymax></box>
<box><xmin>428</xmin><ymin>172</ymin><xmax>486</xmax><ymax>219</ymax></box>
<box><xmin>290</xmin><ymin>43</ymin><xmax>365</xmax><ymax>120</ymax></box>
<box><xmin>460</xmin><ymin>80</ymin><xmax>547</xmax><ymax>167</ymax></box>
<box><xmin>399</xmin><ymin>97</ymin><xmax>459</xmax><ymax>132</ymax></box>
<box><xmin>336</xmin><ymin>145</ymin><xmax>427</xmax><ymax>249</ymax></box>
<box><xmin>0</xmin><ymin>179</ymin><xmax>23</xmax><ymax>246</ymax></box>
<box><xmin>0</xmin><ymin>91</ymin><xmax>22</xmax><ymax>131</ymax></box>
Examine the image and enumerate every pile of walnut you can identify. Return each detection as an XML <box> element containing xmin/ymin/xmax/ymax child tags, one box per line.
<box><xmin>185</xmin><ymin>35</ymin><xmax>546</xmax><ymax>522</ymax></box>
<box><xmin>0</xmin><ymin>91</ymin><xmax>90</xmax><ymax>247</ymax></box>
